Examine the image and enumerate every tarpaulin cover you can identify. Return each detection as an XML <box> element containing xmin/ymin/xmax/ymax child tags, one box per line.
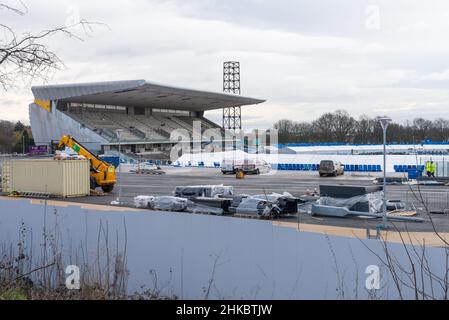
<box><xmin>174</xmin><ymin>184</ymin><xmax>234</xmax><ymax>198</ymax></box>
<box><xmin>135</xmin><ymin>195</ymin><xmax>224</xmax><ymax>214</ymax></box>
<box><xmin>134</xmin><ymin>196</ymin><xmax>189</xmax><ymax>211</ymax></box>
<box><xmin>235</xmin><ymin>198</ymin><xmax>272</xmax><ymax>216</ymax></box>
<box><xmin>318</xmin><ymin>191</ymin><xmax>383</xmax><ymax>213</ymax></box>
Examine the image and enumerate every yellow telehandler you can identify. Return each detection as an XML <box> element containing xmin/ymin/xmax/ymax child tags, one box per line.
<box><xmin>57</xmin><ymin>135</ymin><xmax>116</xmax><ymax>192</ymax></box>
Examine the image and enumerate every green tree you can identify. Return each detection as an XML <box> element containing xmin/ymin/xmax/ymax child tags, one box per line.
<box><xmin>14</xmin><ymin>129</ymin><xmax>34</xmax><ymax>154</ymax></box>
<box><xmin>14</xmin><ymin>121</ymin><xmax>24</xmax><ymax>132</ymax></box>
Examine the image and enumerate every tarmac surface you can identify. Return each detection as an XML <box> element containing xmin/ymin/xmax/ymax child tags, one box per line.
<box><xmin>57</xmin><ymin>166</ymin><xmax>449</xmax><ymax>234</ymax></box>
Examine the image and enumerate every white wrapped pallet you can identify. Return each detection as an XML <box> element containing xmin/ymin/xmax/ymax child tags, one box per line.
<box><xmin>2</xmin><ymin>159</ymin><xmax>90</xmax><ymax>197</ymax></box>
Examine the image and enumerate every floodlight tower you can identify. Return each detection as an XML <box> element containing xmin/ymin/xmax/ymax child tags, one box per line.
<box><xmin>223</xmin><ymin>61</ymin><xmax>241</xmax><ymax>152</ymax></box>
<box><xmin>223</xmin><ymin>61</ymin><xmax>241</xmax><ymax>131</ymax></box>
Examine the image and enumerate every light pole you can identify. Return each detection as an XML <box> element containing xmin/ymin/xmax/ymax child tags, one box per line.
<box><xmin>376</xmin><ymin>116</ymin><xmax>392</xmax><ymax>229</ymax></box>
<box><xmin>115</xmin><ymin>129</ymin><xmax>123</xmax><ymax>205</ymax></box>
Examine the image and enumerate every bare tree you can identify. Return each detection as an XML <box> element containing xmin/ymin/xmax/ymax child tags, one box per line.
<box><xmin>0</xmin><ymin>1</ymin><xmax>102</xmax><ymax>89</ymax></box>
<box><xmin>272</xmin><ymin>111</ymin><xmax>449</xmax><ymax>145</ymax></box>
<box><xmin>313</xmin><ymin>112</ymin><xmax>335</xmax><ymax>142</ymax></box>
<box><xmin>412</xmin><ymin>118</ymin><xmax>433</xmax><ymax>141</ymax></box>
<box><xmin>332</xmin><ymin>109</ymin><xmax>356</xmax><ymax>143</ymax></box>
<box><xmin>353</xmin><ymin>115</ymin><xmax>374</xmax><ymax>144</ymax></box>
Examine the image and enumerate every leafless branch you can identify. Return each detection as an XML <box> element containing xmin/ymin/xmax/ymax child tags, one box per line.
<box><xmin>0</xmin><ymin>2</ymin><xmax>106</xmax><ymax>89</ymax></box>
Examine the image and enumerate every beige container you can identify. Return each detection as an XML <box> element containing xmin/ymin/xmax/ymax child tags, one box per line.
<box><xmin>2</xmin><ymin>159</ymin><xmax>90</xmax><ymax>197</ymax></box>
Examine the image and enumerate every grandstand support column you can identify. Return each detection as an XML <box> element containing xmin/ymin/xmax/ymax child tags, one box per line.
<box><xmin>223</xmin><ymin>61</ymin><xmax>241</xmax><ymax>151</ymax></box>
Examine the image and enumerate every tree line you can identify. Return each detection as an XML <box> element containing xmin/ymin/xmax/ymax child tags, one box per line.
<box><xmin>273</xmin><ymin>110</ymin><xmax>449</xmax><ymax>144</ymax></box>
<box><xmin>0</xmin><ymin>120</ymin><xmax>34</xmax><ymax>153</ymax></box>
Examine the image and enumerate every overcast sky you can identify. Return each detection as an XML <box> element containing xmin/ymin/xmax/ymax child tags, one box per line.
<box><xmin>2</xmin><ymin>0</ymin><xmax>449</xmax><ymax>128</ymax></box>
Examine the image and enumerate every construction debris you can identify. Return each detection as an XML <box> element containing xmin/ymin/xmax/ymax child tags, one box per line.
<box><xmin>53</xmin><ymin>149</ymin><xmax>86</xmax><ymax>160</ymax></box>
<box><xmin>319</xmin><ymin>184</ymin><xmax>383</xmax><ymax>198</ymax></box>
<box><xmin>310</xmin><ymin>184</ymin><xmax>423</xmax><ymax>223</ymax></box>
<box><xmin>311</xmin><ymin>204</ymin><xmax>424</xmax><ymax>222</ymax></box>
<box><xmin>90</xmin><ymin>189</ymin><xmax>107</xmax><ymax>196</ymax></box>
<box><xmin>133</xmin><ymin>182</ymin><xmax>423</xmax><ymax>223</ymax></box>
<box><xmin>134</xmin><ymin>195</ymin><xmax>189</xmax><ymax>211</ymax></box>
<box><xmin>131</xmin><ymin>163</ymin><xmax>166</xmax><ymax>175</ymax></box>
<box><xmin>386</xmin><ymin>200</ymin><xmax>406</xmax><ymax>211</ymax></box>
<box><xmin>8</xmin><ymin>191</ymin><xmax>52</xmax><ymax>198</ymax></box>
<box><xmin>372</xmin><ymin>177</ymin><xmax>405</xmax><ymax>185</ymax></box>
<box><xmin>174</xmin><ymin>184</ymin><xmax>234</xmax><ymax>199</ymax></box>
<box><xmin>134</xmin><ymin>188</ymin><xmax>300</xmax><ymax>218</ymax></box>
<box><xmin>186</xmin><ymin>203</ymin><xmax>224</xmax><ymax>215</ymax></box>
<box><xmin>318</xmin><ymin>192</ymin><xmax>383</xmax><ymax>213</ymax></box>
<box><xmin>229</xmin><ymin>192</ymin><xmax>301</xmax><ymax>217</ymax></box>
<box><xmin>234</xmin><ymin>197</ymin><xmax>273</xmax><ymax>216</ymax></box>
<box><xmin>248</xmin><ymin>192</ymin><xmax>301</xmax><ymax>214</ymax></box>
<box><xmin>388</xmin><ymin>210</ymin><xmax>418</xmax><ymax>217</ymax></box>
<box><xmin>190</xmin><ymin>197</ymin><xmax>233</xmax><ymax>212</ymax></box>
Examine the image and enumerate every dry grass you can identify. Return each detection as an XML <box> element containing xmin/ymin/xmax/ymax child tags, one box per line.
<box><xmin>0</xmin><ymin>207</ymin><xmax>175</xmax><ymax>300</ymax></box>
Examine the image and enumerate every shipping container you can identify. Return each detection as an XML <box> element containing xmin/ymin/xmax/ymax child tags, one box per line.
<box><xmin>2</xmin><ymin>159</ymin><xmax>90</xmax><ymax>197</ymax></box>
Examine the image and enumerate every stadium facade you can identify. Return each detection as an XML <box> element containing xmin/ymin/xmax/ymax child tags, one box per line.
<box><xmin>29</xmin><ymin>80</ymin><xmax>265</xmax><ymax>160</ymax></box>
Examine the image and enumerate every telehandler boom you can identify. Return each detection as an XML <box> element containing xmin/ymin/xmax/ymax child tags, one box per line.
<box><xmin>57</xmin><ymin>135</ymin><xmax>116</xmax><ymax>192</ymax></box>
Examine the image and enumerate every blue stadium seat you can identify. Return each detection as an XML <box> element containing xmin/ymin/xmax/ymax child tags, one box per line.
<box><xmin>350</xmin><ymin>165</ymin><xmax>355</xmax><ymax>172</ymax></box>
<box><xmin>363</xmin><ymin>165</ymin><xmax>368</xmax><ymax>172</ymax></box>
<box><xmin>368</xmin><ymin>165</ymin><xmax>373</xmax><ymax>172</ymax></box>
<box><xmin>376</xmin><ymin>165</ymin><xmax>382</xmax><ymax>172</ymax></box>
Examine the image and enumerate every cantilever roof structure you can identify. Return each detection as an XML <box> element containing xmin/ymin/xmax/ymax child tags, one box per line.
<box><xmin>31</xmin><ymin>80</ymin><xmax>265</xmax><ymax>112</ymax></box>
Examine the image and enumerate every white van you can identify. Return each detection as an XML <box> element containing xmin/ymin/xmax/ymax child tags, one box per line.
<box><xmin>221</xmin><ymin>159</ymin><xmax>271</xmax><ymax>175</ymax></box>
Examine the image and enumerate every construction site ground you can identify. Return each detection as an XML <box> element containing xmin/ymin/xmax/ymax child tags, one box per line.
<box><xmin>2</xmin><ymin>166</ymin><xmax>449</xmax><ymax>244</ymax></box>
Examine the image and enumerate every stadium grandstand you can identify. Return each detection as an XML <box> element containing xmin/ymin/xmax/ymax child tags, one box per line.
<box><xmin>29</xmin><ymin>80</ymin><xmax>265</xmax><ymax>161</ymax></box>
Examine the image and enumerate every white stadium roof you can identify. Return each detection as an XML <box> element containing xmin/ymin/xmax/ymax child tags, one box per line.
<box><xmin>31</xmin><ymin>80</ymin><xmax>265</xmax><ymax>112</ymax></box>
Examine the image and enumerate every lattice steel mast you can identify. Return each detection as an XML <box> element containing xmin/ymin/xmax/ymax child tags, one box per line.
<box><xmin>222</xmin><ymin>61</ymin><xmax>241</xmax><ymax>130</ymax></box>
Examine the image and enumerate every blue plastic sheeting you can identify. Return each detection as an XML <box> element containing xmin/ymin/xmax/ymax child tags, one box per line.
<box><xmin>394</xmin><ymin>165</ymin><xmax>425</xmax><ymax>173</ymax></box>
<box><xmin>99</xmin><ymin>156</ymin><xmax>120</xmax><ymax>168</ymax></box>
<box><xmin>408</xmin><ymin>169</ymin><xmax>423</xmax><ymax>179</ymax></box>
<box><xmin>278</xmin><ymin>140</ymin><xmax>448</xmax><ymax>148</ymax></box>
<box><xmin>272</xmin><ymin>163</ymin><xmax>385</xmax><ymax>172</ymax></box>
